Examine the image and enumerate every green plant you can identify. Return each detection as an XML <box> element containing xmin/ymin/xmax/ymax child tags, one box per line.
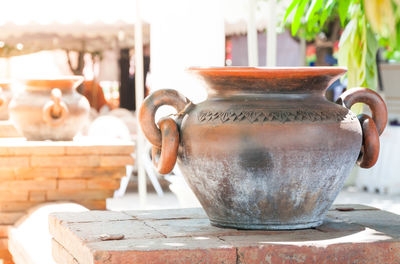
<box><xmin>284</xmin><ymin>0</ymin><xmax>400</xmax><ymax>91</ymax></box>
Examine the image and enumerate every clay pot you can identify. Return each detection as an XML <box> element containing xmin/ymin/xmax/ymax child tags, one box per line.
<box><xmin>9</xmin><ymin>77</ymin><xmax>90</xmax><ymax>141</ymax></box>
<box><xmin>0</xmin><ymin>81</ymin><xmax>13</xmax><ymax>120</ymax></box>
<box><xmin>139</xmin><ymin>67</ymin><xmax>387</xmax><ymax>230</ymax></box>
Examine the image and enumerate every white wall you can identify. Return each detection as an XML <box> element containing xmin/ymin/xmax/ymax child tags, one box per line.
<box><xmin>0</xmin><ymin>50</ymin><xmax>72</xmax><ymax>80</ymax></box>
<box><xmin>149</xmin><ymin>0</ymin><xmax>225</xmax><ymax>103</ymax></box>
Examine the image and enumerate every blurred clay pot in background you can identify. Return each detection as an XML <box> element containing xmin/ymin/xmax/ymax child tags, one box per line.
<box><xmin>139</xmin><ymin>67</ymin><xmax>387</xmax><ymax>230</ymax></box>
<box><xmin>0</xmin><ymin>81</ymin><xmax>13</xmax><ymax>120</ymax></box>
<box><xmin>9</xmin><ymin>77</ymin><xmax>90</xmax><ymax>141</ymax></box>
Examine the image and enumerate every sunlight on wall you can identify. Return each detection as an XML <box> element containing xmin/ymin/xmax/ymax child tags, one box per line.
<box><xmin>0</xmin><ymin>50</ymin><xmax>71</xmax><ymax>80</ymax></box>
<box><xmin>0</xmin><ymin>0</ymin><xmax>139</xmax><ymax>25</ymax></box>
<box><xmin>149</xmin><ymin>0</ymin><xmax>225</xmax><ymax>104</ymax></box>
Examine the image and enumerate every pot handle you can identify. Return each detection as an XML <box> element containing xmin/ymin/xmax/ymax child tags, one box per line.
<box><xmin>42</xmin><ymin>88</ymin><xmax>69</xmax><ymax>127</ymax></box>
<box><xmin>336</xmin><ymin>88</ymin><xmax>387</xmax><ymax>168</ymax></box>
<box><xmin>0</xmin><ymin>88</ymin><xmax>7</xmax><ymax>112</ymax></box>
<box><xmin>139</xmin><ymin>89</ymin><xmax>191</xmax><ymax>174</ymax></box>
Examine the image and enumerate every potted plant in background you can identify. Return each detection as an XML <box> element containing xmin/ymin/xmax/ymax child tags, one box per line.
<box><xmin>284</xmin><ymin>0</ymin><xmax>400</xmax><ymax>93</ymax></box>
<box><xmin>284</xmin><ymin>0</ymin><xmax>400</xmax><ymax>194</ymax></box>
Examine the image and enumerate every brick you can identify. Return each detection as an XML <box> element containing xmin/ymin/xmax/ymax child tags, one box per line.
<box><xmin>78</xmin><ymin>200</ymin><xmax>107</xmax><ymax>210</ymax></box>
<box><xmin>0</xmin><ymin>226</ymin><xmax>9</xmax><ymax>238</ymax></box>
<box><xmin>0</xmin><ymin>140</ymin><xmax>133</xmax><ymax>156</ymax></box>
<box><xmin>0</xmin><ymin>140</ymin><xmax>65</xmax><ymax>156</ymax></box>
<box><xmin>0</xmin><ymin>201</ymin><xmax>39</xmax><ymax>212</ymax></box>
<box><xmin>0</xmin><ymin>239</ymin><xmax>7</xmax><ymax>250</ymax></box>
<box><xmin>47</xmin><ymin>190</ymin><xmax>114</xmax><ymax>201</ymax></box>
<box><xmin>31</xmin><ymin>156</ymin><xmax>99</xmax><ymax>167</ymax></box>
<box><xmin>0</xmin><ymin>169</ymin><xmax>14</xmax><ymax>180</ymax></box>
<box><xmin>59</xmin><ymin>167</ymin><xmax>126</xmax><ymax>179</ymax></box>
<box><xmin>52</xmin><ymin>239</ymin><xmax>79</xmax><ymax>264</ymax></box>
<box><xmin>90</xmin><ymin>237</ymin><xmax>235</xmax><ymax>264</ymax></box>
<box><xmin>0</xmin><ymin>212</ymin><xmax>24</xmax><ymax>224</ymax></box>
<box><xmin>0</xmin><ymin>180</ymin><xmax>56</xmax><ymax>191</ymax></box>
<box><xmin>87</xmin><ymin>178</ymin><xmax>120</xmax><ymax>190</ymax></box>
<box><xmin>14</xmin><ymin>168</ymin><xmax>58</xmax><ymax>180</ymax></box>
<box><xmin>99</xmin><ymin>155</ymin><xmax>134</xmax><ymax>167</ymax></box>
<box><xmin>62</xmin><ymin>220</ymin><xmax>161</xmax><ymax>242</ymax></box>
<box><xmin>0</xmin><ymin>157</ymin><xmax>29</xmax><ymax>168</ymax></box>
<box><xmin>0</xmin><ymin>120</ymin><xmax>21</xmax><ymax>138</ymax></box>
<box><xmin>65</xmin><ymin>143</ymin><xmax>134</xmax><ymax>155</ymax></box>
<box><xmin>58</xmin><ymin>180</ymin><xmax>87</xmax><ymax>190</ymax></box>
<box><xmin>326</xmin><ymin>209</ymin><xmax>400</xmax><ymax>237</ymax></box>
<box><xmin>11</xmin><ymin>145</ymin><xmax>65</xmax><ymax>156</ymax></box>
<box><xmin>0</xmin><ymin>147</ymin><xmax>8</xmax><ymax>156</ymax></box>
<box><xmin>49</xmin><ymin>211</ymin><xmax>132</xmax><ymax>224</ymax></box>
<box><xmin>314</xmin><ymin>219</ymin><xmax>365</xmax><ymax>233</ymax></box>
<box><xmin>236</xmin><ymin>242</ymin><xmax>400</xmax><ymax>264</ymax></box>
<box><xmin>124</xmin><ymin>208</ymin><xmax>208</xmax><ymax>220</ymax></box>
<box><xmin>49</xmin><ymin>215</ymin><xmax>103</xmax><ymax>264</ymax></box>
<box><xmin>144</xmin><ymin>218</ymin><xmax>238</xmax><ymax>238</ymax></box>
<box><xmin>65</xmin><ymin>146</ymin><xmax>100</xmax><ymax>155</ymax></box>
<box><xmin>0</xmin><ymin>249</ymin><xmax>12</xmax><ymax>260</ymax></box>
<box><xmin>0</xmin><ymin>191</ymin><xmax>28</xmax><ymax>202</ymax></box>
<box><xmin>97</xmin><ymin>144</ymin><xmax>135</xmax><ymax>155</ymax></box>
<box><xmin>29</xmin><ymin>191</ymin><xmax>46</xmax><ymax>202</ymax></box>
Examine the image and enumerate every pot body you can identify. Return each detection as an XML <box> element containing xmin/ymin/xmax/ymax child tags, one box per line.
<box><xmin>178</xmin><ymin>94</ymin><xmax>360</xmax><ymax>229</ymax></box>
<box><xmin>9</xmin><ymin>78</ymin><xmax>90</xmax><ymax>141</ymax></box>
<box><xmin>139</xmin><ymin>67</ymin><xmax>387</xmax><ymax>230</ymax></box>
<box><xmin>0</xmin><ymin>84</ymin><xmax>13</xmax><ymax>120</ymax></box>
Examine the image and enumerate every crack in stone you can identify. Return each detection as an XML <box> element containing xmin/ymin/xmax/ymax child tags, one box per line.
<box><xmin>66</xmin><ymin>219</ymin><xmax>135</xmax><ymax>224</ymax></box>
<box><xmin>142</xmin><ymin>221</ymin><xmax>167</xmax><ymax>238</ymax></box>
<box><xmin>121</xmin><ymin>211</ymin><xmax>139</xmax><ymax>220</ymax></box>
<box><xmin>235</xmin><ymin>247</ymin><xmax>240</xmax><ymax>264</ymax></box>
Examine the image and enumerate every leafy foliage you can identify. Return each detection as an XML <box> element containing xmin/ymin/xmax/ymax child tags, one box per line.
<box><xmin>284</xmin><ymin>0</ymin><xmax>400</xmax><ymax>91</ymax></box>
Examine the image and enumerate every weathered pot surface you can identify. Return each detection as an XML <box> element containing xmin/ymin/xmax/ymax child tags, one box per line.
<box><xmin>0</xmin><ymin>81</ymin><xmax>13</xmax><ymax>120</ymax></box>
<box><xmin>139</xmin><ymin>67</ymin><xmax>387</xmax><ymax>230</ymax></box>
<box><xmin>9</xmin><ymin>76</ymin><xmax>90</xmax><ymax>141</ymax></box>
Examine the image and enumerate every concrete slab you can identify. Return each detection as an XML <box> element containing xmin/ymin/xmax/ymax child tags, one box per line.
<box><xmin>50</xmin><ymin>205</ymin><xmax>400</xmax><ymax>264</ymax></box>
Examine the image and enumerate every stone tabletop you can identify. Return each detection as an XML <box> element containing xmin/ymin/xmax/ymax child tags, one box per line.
<box><xmin>49</xmin><ymin>204</ymin><xmax>400</xmax><ymax>264</ymax></box>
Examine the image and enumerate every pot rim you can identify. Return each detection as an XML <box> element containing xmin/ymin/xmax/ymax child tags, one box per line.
<box><xmin>187</xmin><ymin>67</ymin><xmax>347</xmax><ymax>95</ymax></box>
<box><xmin>18</xmin><ymin>76</ymin><xmax>84</xmax><ymax>91</ymax></box>
<box><xmin>187</xmin><ymin>66</ymin><xmax>347</xmax><ymax>77</ymax></box>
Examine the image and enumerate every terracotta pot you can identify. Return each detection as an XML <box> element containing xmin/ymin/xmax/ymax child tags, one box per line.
<box><xmin>9</xmin><ymin>77</ymin><xmax>90</xmax><ymax>141</ymax></box>
<box><xmin>0</xmin><ymin>81</ymin><xmax>13</xmax><ymax>120</ymax></box>
<box><xmin>139</xmin><ymin>67</ymin><xmax>387</xmax><ymax>230</ymax></box>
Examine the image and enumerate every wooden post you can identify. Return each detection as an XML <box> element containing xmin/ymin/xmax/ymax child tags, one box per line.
<box><xmin>135</xmin><ymin>0</ymin><xmax>147</xmax><ymax>207</ymax></box>
<box><xmin>300</xmin><ymin>37</ymin><xmax>307</xmax><ymax>66</ymax></box>
<box><xmin>266</xmin><ymin>0</ymin><xmax>277</xmax><ymax>67</ymax></box>
<box><xmin>247</xmin><ymin>0</ymin><xmax>258</xmax><ymax>66</ymax></box>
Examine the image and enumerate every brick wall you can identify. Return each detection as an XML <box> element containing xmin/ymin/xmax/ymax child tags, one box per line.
<box><xmin>0</xmin><ymin>139</ymin><xmax>135</xmax><ymax>263</ymax></box>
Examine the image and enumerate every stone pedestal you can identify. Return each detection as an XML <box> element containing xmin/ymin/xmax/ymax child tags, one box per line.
<box><xmin>0</xmin><ymin>138</ymin><xmax>134</xmax><ymax>264</ymax></box>
<box><xmin>49</xmin><ymin>205</ymin><xmax>400</xmax><ymax>264</ymax></box>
